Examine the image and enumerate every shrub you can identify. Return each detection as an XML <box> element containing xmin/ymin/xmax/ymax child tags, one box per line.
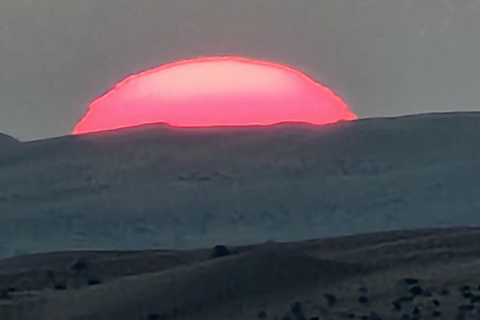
<box><xmin>87</xmin><ymin>278</ymin><xmax>102</xmax><ymax>286</ymax></box>
<box><xmin>54</xmin><ymin>283</ymin><xmax>67</xmax><ymax>290</ymax></box>
<box><xmin>71</xmin><ymin>258</ymin><xmax>88</xmax><ymax>274</ymax></box>
<box><xmin>210</xmin><ymin>245</ymin><xmax>231</xmax><ymax>258</ymax></box>
<box><xmin>0</xmin><ymin>290</ymin><xmax>10</xmax><ymax>300</ymax></box>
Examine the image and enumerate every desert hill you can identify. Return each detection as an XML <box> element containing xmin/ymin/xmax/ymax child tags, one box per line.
<box><xmin>2</xmin><ymin>226</ymin><xmax>480</xmax><ymax>319</ymax></box>
<box><xmin>0</xmin><ymin>112</ymin><xmax>479</xmax><ymax>258</ymax></box>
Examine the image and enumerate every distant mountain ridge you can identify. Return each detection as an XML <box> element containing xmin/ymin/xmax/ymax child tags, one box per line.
<box><xmin>0</xmin><ymin>132</ymin><xmax>20</xmax><ymax>146</ymax></box>
<box><xmin>0</xmin><ymin>111</ymin><xmax>479</xmax><ymax>259</ymax></box>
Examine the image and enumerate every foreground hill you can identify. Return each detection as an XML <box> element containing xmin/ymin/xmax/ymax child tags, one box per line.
<box><xmin>2</xmin><ymin>226</ymin><xmax>480</xmax><ymax>319</ymax></box>
<box><xmin>0</xmin><ymin>112</ymin><xmax>480</xmax><ymax>257</ymax></box>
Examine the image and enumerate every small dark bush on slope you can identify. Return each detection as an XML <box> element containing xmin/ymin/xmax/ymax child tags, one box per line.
<box><xmin>71</xmin><ymin>258</ymin><xmax>88</xmax><ymax>274</ymax></box>
<box><xmin>210</xmin><ymin>245</ymin><xmax>232</xmax><ymax>258</ymax></box>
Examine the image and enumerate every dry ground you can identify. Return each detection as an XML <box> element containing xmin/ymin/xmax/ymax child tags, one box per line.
<box><xmin>2</xmin><ymin>226</ymin><xmax>480</xmax><ymax>319</ymax></box>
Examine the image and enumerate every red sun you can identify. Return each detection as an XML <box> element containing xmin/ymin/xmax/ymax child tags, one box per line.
<box><xmin>73</xmin><ymin>56</ymin><xmax>357</xmax><ymax>135</ymax></box>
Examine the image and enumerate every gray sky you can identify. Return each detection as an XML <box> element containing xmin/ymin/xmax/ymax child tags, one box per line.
<box><xmin>1</xmin><ymin>0</ymin><xmax>480</xmax><ymax>141</ymax></box>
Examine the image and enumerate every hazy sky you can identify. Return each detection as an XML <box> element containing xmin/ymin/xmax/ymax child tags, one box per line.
<box><xmin>1</xmin><ymin>0</ymin><xmax>480</xmax><ymax>141</ymax></box>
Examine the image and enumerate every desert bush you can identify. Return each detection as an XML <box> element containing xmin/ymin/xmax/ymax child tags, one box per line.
<box><xmin>54</xmin><ymin>283</ymin><xmax>67</xmax><ymax>290</ymax></box>
<box><xmin>0</xmin><ymin>289</ymin><xmax>10</xmax><ymax>300</ymax></box>
<box><xmin>210</xmin><ymin>245</ymin><xmax>231</xmax><ymax>258</ymax></box>
<box><xmin>87</xmin><ymin>278</ymin><xmax>102</xmax><ymax>286</ymax></box>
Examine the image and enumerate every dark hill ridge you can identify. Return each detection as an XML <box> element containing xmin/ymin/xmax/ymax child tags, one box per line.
<box><xmin>18</xmin><ymin>111</ymin><xmax>480</xmax><ymax>177</ymax></box>
<box><xmin>0</xmin><ymin>133</ymin><xmax>24</xmax><ymax>167</ymax></box>
<box><xmin>0</xmin><ymin>133</ymin><xmax>19</xmax><ymax>144</ymax></box>
<box><xmin>0</xmin><ymin>133</ymin><xmax>21</xmax><ymax>153</ymax></box>
<box><xmin>0</xmin><ymin>111</ymin><xmax>479</xmax><ymax>258</ymax></box>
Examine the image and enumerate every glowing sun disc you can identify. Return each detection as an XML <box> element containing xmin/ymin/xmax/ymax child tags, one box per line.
<box><xmin>73</xmin><ymin>56</ymin><xmax>357</xmax><ymax>135</ymax></box>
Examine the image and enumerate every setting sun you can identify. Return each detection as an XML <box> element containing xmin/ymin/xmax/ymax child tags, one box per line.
<box><xmin>73</xmin><ymin>56</ymin><xmax>357</xmax><ymax>135</ymax></box>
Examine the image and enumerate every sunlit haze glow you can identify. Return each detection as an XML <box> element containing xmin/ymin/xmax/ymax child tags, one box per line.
<box><xmin>73</xmin><ymin>56</ymin><xmax>357</xmax><ymax>135</ymax></box>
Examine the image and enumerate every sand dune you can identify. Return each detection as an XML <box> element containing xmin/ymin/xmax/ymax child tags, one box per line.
<box><xmin>2</xmin><ymin>227</ymin><xmax>480</xmax><ymax>319</ymax></box>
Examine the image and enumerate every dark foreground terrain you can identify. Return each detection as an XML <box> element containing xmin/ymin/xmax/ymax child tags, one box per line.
<box><xmin>2</xmin><ymin>226</ymin><xmax>480</xmax><ymax>320</ymax></box>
